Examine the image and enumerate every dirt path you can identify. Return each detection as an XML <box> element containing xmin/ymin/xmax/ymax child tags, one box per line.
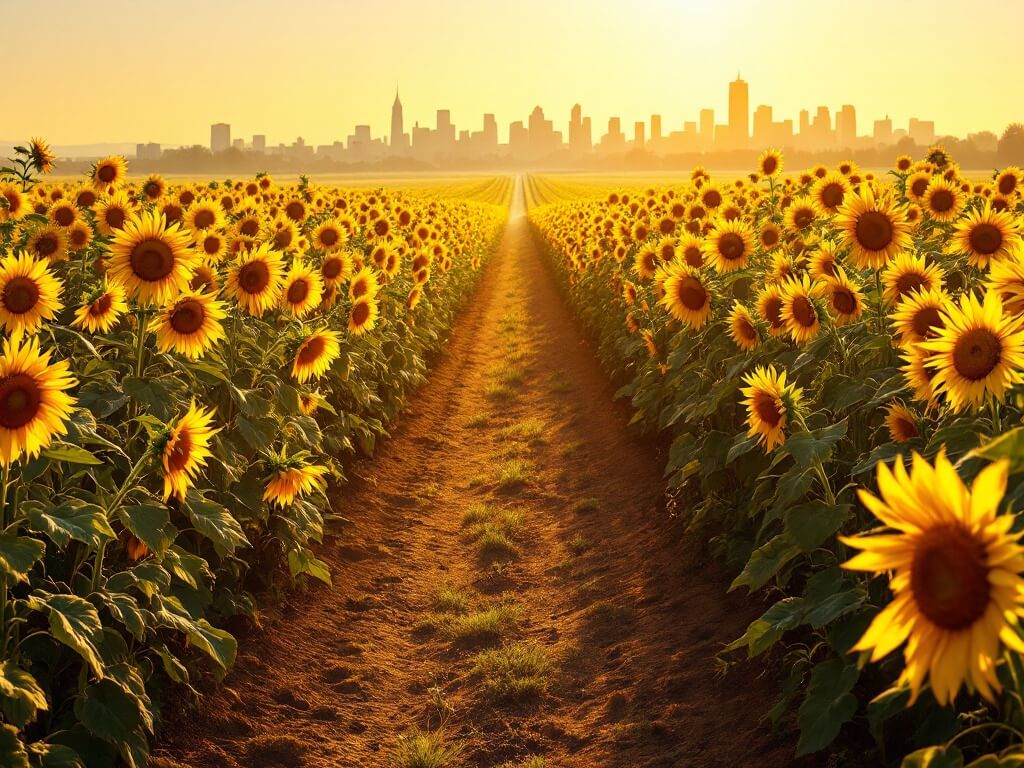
<box><xmin>154</xmin><ymin>178</ymin><xmax>793</xmax><ymax>768</ymax></box>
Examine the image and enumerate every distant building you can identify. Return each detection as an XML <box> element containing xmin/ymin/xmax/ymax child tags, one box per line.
<box><xmin>210</xmin><ymin>123</ymin><xmax>230</xmax><ymax>153</ymax></box>
<box><xmin>699</xmin><ymin>108</ymin><xmax>714</xmax><ymax>149</ymax></box>
<box><xmin>650</xmin><ymin>114</ymin><xmax>662</xmax><ymax>143</ymax></box>
<box><xmin>909</xmin><ymin>118</ymin><xmax>936</xmax><ymax>146</ymax></box>
<box><xmin>232</xmin><ymin>138</ymin><xmax>244</xmax><ymax>150</ymax></box>
<box><xmin>836</xmin><ymin>105</ymin><xmax>857</xmax><ymax>148</ymax></box>
<box><xmin>135</xmin><ymin>142</ymin><xmax>161</xmax><ymax>161</ymax></box>
<box><xmin>873</xmin><ymin>116</ymin><xmax>894</xmax><ymax>144</ymax></box>
<box><xmin>633</xmin><ymin>121</ymin><xmax>645</xmax><ymax>148</ymax></box>
<box><xmin>252</xmin><ymin>135</ymin><xmax>266</xmax><ymax>153</ymax></box>
<box><xmin>727</xmin><ymin>74</ymin><xmax>749</xmax><ymax>148</ymax></box>
<box><xmin>391</xmin><ymin>89</ymin><xmax>409</xmax><ymax>153</ymax></box>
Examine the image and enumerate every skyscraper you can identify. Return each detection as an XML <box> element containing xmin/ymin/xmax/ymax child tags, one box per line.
<box><xmin>569</xmin><ymin>104</ymin><xmax>585</xmax><ymax>153</ymax></box>
<box><xmin>836</xmin><ymin>105</ymin><xmax>857</xmax><ymax>147</ymax></box>
<box><xmin>391</xmin><ymin>88</ymin><xmax>409</xmax><ymax>152</ymax></box>
<box><xmin>252</xmin><ymin>135</ymin><xmax>266</xmax><ymax>153</ymax></box>
<box><xmin>633</xmin><ymin>121</ymin><xmax>645</xmax><ymax>147</ymax></box>
<box><xmin>650</xmin><ymin>115</ymin><xmax>662</xmax><ymax>143</ymax></box>
<box><xmin>699</xmin><ymin>108</ymin><xmax>714</xmax><ymax>148</ymax></box>
<box><xmin>210</xmin><ymin>123</ymin><xmax>230</xmax><ymax>153</ymax></box>
<box><xmin>728</xmin><ymin>74</ymin><xmax>749</xmax><ymax>148</ymax></box>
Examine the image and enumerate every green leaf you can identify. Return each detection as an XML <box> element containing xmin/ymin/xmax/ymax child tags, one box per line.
<box><xmin>184</xmin><ymin>494</ymin><xmax>249</xmax><ymax>554</ymax></box>
<box><xmin>0</xmin><ymin>661</ymin><xmax>48</xmax><ymax>726</ymax></box>
<box><xmin>729</xmin><ymin>533</ymin><xmax>802</xmax><ymax>592</ymax></box>
<box><xmin>0</xmin><ymin>724</ymin><xmax>30</xmax><ymax>768</ymax></box>
<box><xmin>725</xmin><ymin>597</ymin><xmax>805</xmax><ymax>657</ymax></box>
<box><xmin>122</xmin><ymin>377</ymin><xmax>172</xmax><ymax>420</ymax></box>
<box><xmin>73</xmin><ymin>679</ymin><xmax>143</xmax><ymax>744</ymax></box>
<box><xmin>963</xmin><ymin>426</ymin><xmax>1024</xmax><ymax>474</ymax></box>
<box><xmin>154</xmin><ymin>597</ymin><xmax>236</xmax><ymax>672</ymax></box>
<box><xmin>40</xmin><ymin>443</ymin><xmax>103</xmax><ymax>466</ymax></box>
<box><xmin>0</xmin><ymin>535</ymin><xmax>45</xmax><ymax>584</ymax></box>
<box><xmin>26</xmin><ymin>742</ymin><xmax>85</xmax><ymax>768</ymax></box>
<box><xmin>27</xmin><ymin>502</ymin><xmax>115</xmax><ymax>549</ymax></box>
<box><xmin>784</xmin><ymin>501</ymin><xmax>851</xmax><ymax>552</ymax></box>
<box><xmin>901</xmin><ymin>747</ymin><xmax>965</xmax><ymax>768</ymax></box>
<box><xmin>796</xmin><ymin>658</ymin><xmax>859</xmax><ymax>756</ymax></box>
<box><xmin>118</xmin><ymin>503</ymin><xmax>172</xmax><ymax>558</ymax></box>
<box><xmin>784</xmin><ymin>419</ymin><xmax>848</xmax><ymax>468</ymax></box>
<box><xmin>29</xmin><ymin>592</ymin><xmax>105</xmax><ymax>679</ymax></box>
<box><xmin>287</xmin><ymin>547</ymin><xmax>332</xmax><ymax>586</ymax></box>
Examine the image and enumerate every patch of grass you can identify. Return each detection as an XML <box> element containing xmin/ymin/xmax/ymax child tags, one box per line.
<box><xmin>390</xmin><ymin>729</ymin><xmax>463</xmax><ymax>768</ymax></box>
<box><xmin>462</xmin><ymin>504</ymin><xmax>493</xmax><ymax>526</ymax></box>
<box><xmin>585</xmin><ymin>601</ymin><xmax>636</xmax><ymax>629</ymax></box>
<box><xmin>489</xmin><ymin>362</ymin><xmax>525</xmax><ymax>388</ymax></box>
<box><xmin>466</xmin><ymin>473</ymin><xmax>487</xmax><ymax>489</ymax></box>
<box><xmin>426</xmin><ymin>685</ymin><xmax>455</xmax><ymax>728</ymax></box>
<box><xmin>464</xmin><ymin>412</ymin><xmax>490</xmax><ymax>429</ymax></box>
<box><xmin>559</xmin><ymin>440</ymin><xmax>583</xmax><ymax>458</ymax></box>
<box><xmin>446</xmin><ymin>604</ymin><xmax>521</xmax><ymax>646</ymax></box>
<box><xmin>474</xmin><ymin>643</ymin><xmax>551</xmax><ymax>702</ymax></box>
<box><xmin>497</xmin><ymin>758</ymin><xmax>546</xmax><ymax>768</ymax></box>
<box><xmin>495</xmin><ymin>442</ymin><xmax>529</xmax><ymax>461</ymax></box>
<box><xmin>433</xmin><ymin>585</ymin><xmax>470</xmax><ymax>614</ymax></box>
<box><xmin>418</xmin><ymin>481</ymin><xmax>442</xmax><ymax>498</ymax></box>
<box><xmin>485</xmin><ymin>382</ymin><xmax>517</xmax><ymax>401</ymax></box>
<box><xmin>571</xmin><ymin>497</ymin><xmax>600</xmax><ymax>513</ymax></box>
<box><xmin>498</xmin><ymin>417</ymin><xmax>547</xmax><ymax>443</ymax></box>
<box><xmin>548</xmin><ymin>374</ymin><xmax>573</xmax><ymax>394</ymax></box>
<box><xmin>413</xmin><ymin>612</ymin><xmax>452</xmax><ymax>635</ymax></box>
<box><xmin>477</xmin><ymin>528</ymin><xmax>518</xmax><ymax>559</ymax></box>
<box><xmin>496</xmin><ymin>459</ymin><xmax>530</xmax><ymax>490</ymax></box>
<box><xmin>567</xmin><ymin>534</ymin><xmax>591</xmax><ymax>556</ymax></box>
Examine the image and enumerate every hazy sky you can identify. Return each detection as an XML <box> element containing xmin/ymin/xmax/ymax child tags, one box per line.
<box><xmin>6</xmin><ymin>0</ymin><xmax>1022</xmax><ymax>146</ymax></box>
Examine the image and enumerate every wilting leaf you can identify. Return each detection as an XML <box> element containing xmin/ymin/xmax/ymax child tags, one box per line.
<box><xmin>0</xmin><ymin>661</ymin><xmax>48</xmax><ymax>726</ymax></box>
<box><xmin>0</xmin><ymin>535</ymin><xmax>45</xmax><ymax>584</ymax></box>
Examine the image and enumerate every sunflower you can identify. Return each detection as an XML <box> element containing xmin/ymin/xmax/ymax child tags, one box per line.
<box><xmin>758</xmin><ymin>149</ymin><xmax>783</xmax><ymax>178</ymax></box>
<box><xmin>26</xmin><ymin>226</ymin><xmax>68</xmax><ymax>263</ymax></box>
<box><xmin>160</xmin><ymin>401</ymin><xmax>219</xmax><ymax>501</ymax></box>
<box><xmin>292</xmin><ymin>330</ymin><xmax>341</xmax><ymax>383</ymax></box>
<box><xmin>821</xmin><ymin>267</ymin><xmax>864</xmax><ymax>326</ymax></box>
<box><xmin>28</xmin><ymin>138</ymin><xmax>56</xmax><ymax>174</ymax></box>
<box><xmin>921</xmin><ymin>290</ymin><xmax>1024</xmax><ymax>412</ymax></box>
<box><xmin>0</xmin><ymin>252</ymin><xmax>64</xmax><ymax>339</ymax></box>
<box><xmin>808</xmin><ymin>241</ymin><xmax>841</xmax><ymax>280</ymax></box>
<box><xmin>348</xmin><ymin>296</ymin><xmax>379</xmax><ymax>335</ymax></box>
<box><xmin>884</xmin><ymin>402</ymin><xmax>919</xmax><ymax>443</ymax></box>
<box><xmin>197</xmin><ymin>231</ymin><xmax>227</xmax><ymax>262</ymax></box>
<box><xmin>658</xmin><ymin>264</ymin><xmax>710</xmax><ymax>329</ymax></box>
<box><xmin>881</xmin><ymin>253</ymin><xmax>944</xmax><ymax>305</ymax></box>
<box><xmin>987</xmin><ymin>251</ymin><xmax>1024</xmax><ymax>316</ymax></box>
<box><xmin>282</xmin><ymin>196</ymin><xmax>308</xmax><ymax>224</ymax></box>
<box><xmin>71</xmin><ymin>283</ymin><xmax>128</xmax><ymax>334</ymax></box>
<box><xmin>320</xmin><ymin>252</ymin><xmax>352</xmax><ymax>287</ymax></box>
<box><xmin>406</xmin><ymin>287</ymin><xmax>423</xmax><ymax>310</ymax></box>
<box><xmin>95</xmin><ymin>191</ymin><xmax>135</xmax><ymax>235</ymax></box>
<box><xmin>263</xmin><ymin>463</ymin><xmax>328</xmax><ymax>507</ymax></box>
<box><xmin>281</xmin><ymin>258</ymin><xmax>324</xmax><ymax>318</ymax></box>
<box><xmin>779</xmin><ymin>275</ymin><xmax>821</xmax><ymax>345</ymax></box>
<box><xmin>906</xmin><ymin>171</ymin><xmax>932</xmax><ymax>203</ymax></box>
<box><xmin>225</xmin><ymin>243</ymin><xmax>286</xmax><ymax>317</ymax></box>
<box><xmin>951</xmin><ymin>205</ymin><xmax>1021</xmax><ymax>268</ymax></box>
<box><xmin>841</xmin><ymin>453</ymin><xmax>1024</xmax><ymax>705</ymax></box>
<box><xmin>921</xmin><ymin>177</ymin><xmax>966</xmax><ymax>222</ymax></box>
<box><xmin>348</xmin><ymin>267</ymin><xmax>379</xmax><ymax>301</ymax></box>
<box><xmin>728</xmin><ymin>302</ymin><xmax>759</xmax><ymax>351</ymax></box>
<box><xmin>835</xmin><ymin>187</ymin><xmax>911</xmax><ymax>270</ymax></box>
<box><xmin>108</xmin><ymin>210</ymin><xmax>196</xmax><ymax>306</ymax></box>
<box><xmin>67</xmin><ymin>221</ymin><xmax>94</xmax><ymax>252</ymax></box>
<box><xmin>189</xmin><ymin>263</ymin><xmax>219</xmax><ymax>293</ymax></box>
<box><xmin>756</xmin><ymin>283</ymin><xmax>788</xmax><ymax>337</ymax></box>
<box><xmin>152</xmin><ymin>292</ymin><xmax>227</xmax><ymax>359</ymax></box>
<box><xmin>47</xmin><ymin>199</ymin><xmax>81</xmax><ymax>229</ymax></box>
<box><xmin>758</xmin><ymin>222</ymin><xmax>782</xmax><ymax>252</ymax></box>
<box><xmin>312</xmin><ymin>219</ymin><xmax>347</xmax><ymax>252</ymax></box>
<box><xmin>92</xmin><ymin>155</ymin><xmax>128</xmax><ymax>190</ymax></box>
<box><xmin>902</xmin><ymin>343</ymin><xmax>940</xmax><ymax>406</ymax></box>
<box><xmin>995</xmin><ymin>167</ymin><xmax>1021</xmax><ymax>197</ymax></box>
<box><xmin>0</xmin><ymin>183</ymin><xmax>28</xmax><ymax>223</ymax></box>
<box><xmin>810</xmin><ymin>171</ymin><xmax>850</xmax><ymax>216</ymax></box>
<box><xmin>740</xmin><ymin>365</ymin><xmax>802</xmax><ymax>452</ymax></box>
<box><xmin>0</xmin><ymin>336</ymin><xmax>77</xmax><ymax>467</ymax></box>
<box><xmin>704</xmin><ymin>219</ymin><xmax>754</xmax><ymax>274</ymax></box>
<box><xmin>184</xmin><ymin>200</ymin><xmax>225</xmax><ymax>234</ymax></box>
<box><xmin>890</xmin><ymin>287</ymin><xmax>949</xmax><ymax>347</ymax></box>
<box><xmin>298</xmin><ymin>392</ymin><xmax>320</xmax><ymax>416</ymax></box>
<box><xmin>783</xmin><ymin>196</ymin><xmax>817</xmax><ymax>233</ymax></box>
<box><xmin>140</xmin><ymin>174</ymin><xmax>166</xmax><ymax>202</ymax></box>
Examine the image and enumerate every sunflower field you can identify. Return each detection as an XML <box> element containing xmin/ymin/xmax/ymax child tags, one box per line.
<box><xmin>528</xmin><ymin>152</ymin><xmax>1024</xmax><ymax>765</ymax></box>
<box><xmin>0</xmin><ymin>141</ymin><xmax>506</xmax><ymax>767</ymax></box>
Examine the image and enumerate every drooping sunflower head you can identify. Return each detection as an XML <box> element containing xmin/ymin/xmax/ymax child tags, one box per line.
<box><xmin>28</xmin><ymin>138</ymin><xmax>56</xmax><ymax>174</ymax></box>
<box><xmin>107</xmin><ymin>210</ymin><xmax>197</xmax><ymax>306</ymax></box>
<box><xmin>0</xmin><ymin>252</ymin><xmax>64</xmax><ymax>339</ymax></box>
<box><xmin>158</xmin><ymin>400</ymin><xmax>219</xmax><ymax>501</ymax></box>
<box><xmin>740</xmin><ymin>365</ymin><xmax>802</xmax><ymax>452</ymax></box>
<box><xmin>72</xmin><ymin>282</ymin><xmax>128</xmax><ymax>334</ymax></box>
<box><xmin>225</xmin><ymin>243</ymin><xmax>286</xmax><ymax>317</ymax></box>
<box><xmin>152</xmin><ymin>291</ymin><xmax>227</xmax><ymax>360</ymax></box>
<box><xmin>262</xmin><ymin>461</ymin><xmax>329</xmax><ymax>508</ymax></box>
<box><xmin>0</xmin><ymin>183</ymin><xmax>28</xmax><ymax>223</ymax></box>
<box><xmin>0</xmin><ymin>335</ymin><xmax>78</xmax><ymax>467</ymax></box>
<box><xmin>921</xmin><ymin>289</ymin><xmax>1024</xmax><ymax>412</ymax></box>
<box><xmin>884</xmin><ymin>401</ymin><xmax>920</xmax><ymax>443</ymax></box>
<box><xmin>291</xmin><ymin>329</ymin><xmax>342</xmax><ymax>383</ymax></box>
<box><xmin>841</xmin><ymin>452</ymin><xmax>1024</xmax><ymax>705</ymax></box>
<box><xmin>728</xmin><ymin>302</ymin><xmax>759</xmax><ymax>351</ymax></box>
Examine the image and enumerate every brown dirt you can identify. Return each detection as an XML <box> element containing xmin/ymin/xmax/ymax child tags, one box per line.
<box><xmin>154</xmin><ymin>179</ymin><xmax>795</xmax><ymax>767</ymax></box>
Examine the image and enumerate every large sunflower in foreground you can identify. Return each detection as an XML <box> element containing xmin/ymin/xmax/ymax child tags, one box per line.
<box><xmin>841</xmin><ymin>453</ymin><xmax>1024</xmax><ymax>705</ymax></box>
<box><xmin>951</xmin><ymin>205</ymin><xmax>1021</xmax><ymax>268</ymax></box>
<box><xmin>740</xmin><ymin>365</ymin><xmax>802</xmax><ymax>452</ymax></box>
<box><xmin>0</xmin><ymin>252</ymin><xmax>64</xmax><ymax>338</ymax></box>
<box><xmin>225</xmin><ymin>243</ymin><xmax>286</xmax><ymax>317</ymax></box>
<box><xmin>0</xmin><ymin>336</ymin><xmax>77</xmax><ymax>467</ymax></box>
<box><xmin>658</xmin><ymin>263</ymin><xmax>711</xmax><ymax>329</ymax></box>
<box><xmin>108</xmin><ymin>210</ymin><xmax>196</xmax><ymax>305</ymax></box>
<box><xmin>152</xmin><ymin>292</ymin><xmax>227</xmax><ymax>359</ymax></box>
<box><xmin>835</xmin><ymin>187</ymin><xmax>911</xmax><ymax>270</ymax></box>
<box><xmin>292</xmin><ymin>330</ymin><xmax>341</xmax><ymax>383</ymax></box>
<box><xmin>160</xmin><ymin>401</ymin><xmax>219</xmax><ymax>501</ymax></box>
<box><xmin>921</xmin><ymin>290</ymin><xmax>1024</xmax><ymax>412</ymax></box>
<box><xmin>72</xmin><ymin>283</ymin><xmax>128</xmax><ymax>334</ymax></box>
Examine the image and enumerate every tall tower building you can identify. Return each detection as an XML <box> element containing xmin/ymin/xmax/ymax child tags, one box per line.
<box><xmin>728</xmin><ymin>74</ymin><xmax>749</xmax><ymax>148</ymax></box>
<box><xmin>211</xmin><ymin>123</ymin><xmax>231</xmax><ymax>153</ymax></box>
<box><xmin>699</xmin><ymin>109</ymin><xmax>714</xmax><ymax>148</ymax></box>
<box><xmin>390</xmin><ymin>88</ymin><xmax>409</xmax><ymax>152</ymax></box>
<box><xmin>836</xmin><ymin>105</ymin><xmax>857</xmax><ymax>147</ymax></box>
<box><xmin>569</xmin><ymin>103</ymin><xmax>584</xmax><ymax>153</ymax></box>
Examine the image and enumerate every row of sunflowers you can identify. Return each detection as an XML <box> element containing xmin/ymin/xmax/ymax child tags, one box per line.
<box><xmin>527</xmin><ymin>152</ymin><xmax>1024</xmax><ymax>766</ymax></box>
<box><xmin>0</xmin><ymin>140</ymin><xmax>507</xmax><ymax>767</ymax></box>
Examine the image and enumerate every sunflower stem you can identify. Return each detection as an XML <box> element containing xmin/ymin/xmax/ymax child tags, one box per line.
<box><xmin>0</xmin><ymin>462</ymin><xmax>10</xmax><ymax>658</ymax></box>
<box><xmin>988</xmin><ymin>396</ymin><xmax>1002</xmax><ymax>437</ymax></box>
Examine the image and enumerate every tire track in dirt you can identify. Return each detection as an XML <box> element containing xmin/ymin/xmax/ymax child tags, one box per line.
<box><xmin>154</xmin><ymin>177</ymin><xmax>794</xmax><ymax>768</ymax></box>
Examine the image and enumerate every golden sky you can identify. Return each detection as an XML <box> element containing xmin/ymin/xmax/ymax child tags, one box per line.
<box><xmin>6</xmin><ymin>0</ymin><xmax>1022</xmax><ymax>146</ymax></box>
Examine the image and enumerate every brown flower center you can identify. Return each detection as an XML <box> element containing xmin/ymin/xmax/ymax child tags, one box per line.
<box><xmin>702</xmin><ymin>190</ymin><xmax>722</xmax><ymax>208</ymax></box>
<box><xmin>998</xmin><ymin>175</ymin><xmax>1017</xmax><ymax>196</ymax></box>
<box><xmin>952</xmin><ymin>327</ymin><xmax>1001</xmax><ymax>381</ymax></box>
<box><xmin>351</xmin><ymin>300</ymin><xmax>371</xmax><ymax>327</ymax></box>
<box><xmin>763</xmin><ymin>296</ymin><xmax>784</xmax><ymax>329</ymax></box>
<box><xmin>912</xmin><ymin>306</ymin><xmax>943</xmax><ymax>339</ymax></box>
<box><xmin>930</xmin><ymin>189</ymin><xmax>955</xmax><ymax>213</ymax></box>
<box><xmin>911</xmin><ymin>524</ymin><xmax>989</xmax><ymax>630</ymax></box>
<box><xmin>287</xmin><ymin>278</ymin><xmax>310</xmax><ymax>306</ymax></box>
<box><xmin>676</xmin><ymin>277</ymin><xmax>706</xmax><ymax>311</ymax></box>
<box><xmin>285</xmin><ymin>201</ymin><xmax>305</xmax><ymax>221</ymax></box>
<box><xmin>169</xmin><ymin>299</ymin><xmax>206</xmax><ymax>335</ymax></box>
<box><xmin>53</xmin><ymin>206</ymin><xmax>75</xmax><ymax>227</ymax></box>
<box><xmin>855</xmin><ymin>211</ymin><xmax>893</xmax><ymax>252</ymax></box>
<box><xmin>165</xmin><ymin>428</ymin><xmax>193</xmax><ymax>473</ymax></box>
<box><xmin>89</xmin><ymin>294</ymin><xmax>113</xmax><ymax>317</ymax></box>
<box><xmin>821</xmin><ymin>183</ymin><xmax>845</xmax><ymax>208</ymax></box>
<box><xmin>761</xmin><ymin>227</ymin><xmax>779</xmax><ymax>247</ymax></box>
<box><xmin>762</xmin><ymin>156</ymin><xmax>778</xmax><ymax>175</ymax></box>
<box><xmin>683</xmin><ymin>246</ymin><xmax>703</xmax><ymax>268</ymax></box>
<box><xmin>130</xmin><ymin>239</ymin><xmax>175</xmax><ymax>282</ymax></box>
<box><xmin>793</xmin><ymin>208</ymin><xmax>814</xmax><ymax>229</ymax></box>
<box><xmin>910</xmin><ymin>178</ymin><xmax>928</xmax><ymax>198</ymax></box>
<box><xmin>320</xmin><ymin>228</ymin><xmax>339</xmax><ymax>247</ymax></box>
<box><xmin>297</xmin><ymin>335</ymin><xmax>327</xmax><ymax>366</ymax></box>
<box><xmin>0</xmin><ymin>373</ymin><xmax>43</xmax><ymax>429</ymax></box>
<box><xmin>791</xmin><ymin>295</ymin><xmax>816</xmax><ymax>327</ymax></box>
<box><xmin>273</xmin><ymin>229</ymin><xmax>293</xmax><ymax>250</ymax></box>
<box><xmin>193</xmin><ymin>209</ymin><xmax>216</xmax><ymax>230</ymax></box>
<box><xmin>240</xmin><ymin>218</ymin><xmax>260</xmax><ymax>237</ymax></box>
<box><xmin>35</xmin><ymin>235</ymin><xmax>59</xmax><ymax>258</ymax></box>
<box><xmin>105</xmin><ymin>208</ymin><xmax>126</xmax><ymax>230</ymax></box>
<box><xmin>895</xmin><ymin>272</ymin><xmax>926</xmax><ymax>298</ymax></box>
<box><xmin>322</xmin><ymin>257</ymin><xmax>343</xmax><ymax>279</ymax></box>
<box><xmin>752</xmin><ymin>391</ymin><xmax>782</xmax><ymax>427</ymax></box>
<box><xmin>238</xmin><ymin>260</ymin><xmax>270</xmax><ymax>294</ymax></box>
<box><xmin>3</xmin><ymin>277</ymin><xmax>40</xmax><ymax>315</ymax></box>
<box><xmin>718</xmin><ymin>232</ymin><xmax>746</xmax><ymax>261</ymax></box>
<box><xmin>97</xmin><ymin>164</ymin><xmax>117</xmax><ymax>183</ymax></box>
<box><xmin>969</xmin><ymin>223</ymin><xmax>1003</xmax><ymax>255</ymax></box>
<box><xmin>831</xmin><ymin>288</ymin><xmax>856</xmax><ymax>315</ymax></box>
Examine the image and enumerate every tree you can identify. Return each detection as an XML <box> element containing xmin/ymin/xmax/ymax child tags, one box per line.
<box><xmin>997</xmin><ymin>123</ymin><xmax>1024</xmax><ymax>166</ymax></box>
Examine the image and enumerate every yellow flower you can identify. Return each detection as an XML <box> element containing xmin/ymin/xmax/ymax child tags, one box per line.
<box><xmin>0</xmin><ymin>252</ymin><xmax>64</xmax><ymax>339</ymax></box>
<box><xmin>92</xmin><ymin>155</ymin><xmax>128</xmax><ymax>190</ymax></box>
<box><xmin>292</xmin><ymin>330</ymin><xmax>341</xmax><ymax>383</ymax></box>
<box><xmin>160</xmin><ymin>401</ymin><xmax>219</xmax><ymax>501</ymax></box>
<box><xmin>727</xmin><ymin>302</ymin><xmax>759</xmax><ymax>351</ymax></box>
<box><xmin>108</xmin><ymin>210</ymin><xmax>196</xmax><ymax>306</ymax></box>
<box><xmin>779</xmin><ymin>274</ymin><xmax>821</xmax><ymax>345</ymax></box>
<box><xmin>281</xmin><ymin>258</ymin><xmax>324</xmax><ymax>318</ymax></box>
<box><xmin>152</xmin><ymin>292</ymin><xmax>227</xmax><ymax>359</ymax></box>
<box><xmin>704</xmin><ymin>219</ymin><xmax>754</xmax><ymax>274</ymax></box>
<box><xmin>884</xmin><ymin>401</ymin><xmax>919</xmax><ymax>443</ymax></box>
<box><xmin>225</xmin><ymin>243</ymin><xmax>285</xmax><ymax>317</ymax></box>
<box><xmin>657</xmin><ymin>263</ymin><xmax>710</xmax><ymax>329</ymax></box>
<box><xmin>263</xmin><ymin>464</ymin><xmax>328</xmax><ymax>507</ymax></box>
<box><xmin>348</xmin><ymin>296</ymin><xmax>379</xmax><ymax>335</ymax></box>
<box><xmin>72</xmin><ymin>283</ymin><xmax>128</xmax><ymax>334</ymax></box>
<box><xmin>952</xmin><ymin>205</ymin><xmax>1021</xmax><ymax>268</ymax></box>
<box><xmin>740</xmin><ymin>365</ymin><xmax>802</xmax><ymax>452</ymax></box>
<box><xmin>842</xmin><ymin>453</ymin><xmax>1024</xmax><ymax>705</ymax></box>
<box><xmin>835</xmin><ymin>187</ymin><xmax>911</xmax><ymax>270</ymax></box>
